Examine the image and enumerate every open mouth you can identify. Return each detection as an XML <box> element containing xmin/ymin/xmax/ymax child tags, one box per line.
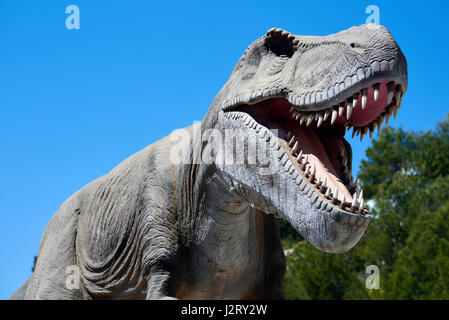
<box><xmin>228</xmin><ymin>79</ymin><xmax>405</xmax><ymax>215</ymax></box>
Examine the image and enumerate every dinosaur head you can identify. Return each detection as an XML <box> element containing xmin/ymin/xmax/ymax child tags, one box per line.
<box><xmin>206</xmin><ymin>24</ymin><xmax>407</xmax><ymax>253</ymax></box>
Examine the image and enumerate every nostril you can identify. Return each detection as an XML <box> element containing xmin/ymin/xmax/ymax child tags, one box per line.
<box><xmin>265</xmin><ymin>28</ymin><xmax>295</xmax><ymax>58</ymax></box>
<box><xmin>350</xmin><ymin>43</ymin><xmax>356</xmax><ymax>48</ymax></box>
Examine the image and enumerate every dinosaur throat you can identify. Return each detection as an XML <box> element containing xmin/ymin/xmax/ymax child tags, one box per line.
<box><xmin>232</xmin><ymin>79</ymin><xmax>404</xmax><ymax>215</ymax></box>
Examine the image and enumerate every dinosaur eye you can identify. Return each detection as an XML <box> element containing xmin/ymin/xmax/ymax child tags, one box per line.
<box><xmin>264</xmin><ymin>28</ymin><xmax>295</xmax><ymax>58</ymax></box>
<box><xmin>349</xmin><ymin>42</ymin><xmax>364</xmax><ymax>52</ymax></box>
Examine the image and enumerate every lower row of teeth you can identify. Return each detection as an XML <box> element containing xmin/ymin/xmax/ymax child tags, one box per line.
<box><xmin>285</xmin><ymin>133</ymin><xmax>366</xmax><ymax>214</ymax></box>
<box><xmin>289</xmin><ymin>81</ymin><xmax>403</xmax><ymax>141</ymax></box>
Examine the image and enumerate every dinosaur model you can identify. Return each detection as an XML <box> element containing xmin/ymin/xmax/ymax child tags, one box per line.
<box><xmin>11</xmin><ymin>24</ymin><xmax>407</xmax><ymax>299</ymax></box>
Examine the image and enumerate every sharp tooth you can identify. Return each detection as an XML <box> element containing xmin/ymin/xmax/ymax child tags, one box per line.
<box><xmin>393</xmin><ymin>104</ymin><xmax>399</xmax><ymax>119</ymax></box>
<box><xmin>309</xmin><ymin>163</ymin><xmax>316</xmax><ymax>182</ymax></box>
<box><xmin>373</xmin><ymin>83</ymin><xmax>380</xmax><ymax>101</ymax></box>
<box><xmin>300</xmin><ymin>115</ymin><xmax>305</xmax><ymax>125</ymax></box>
<box><xmin>286</xmin><ymin>131</ymin><xmax>291</xmax><ymax>139</ymax></box>
<box><xmin>331</xmin><ymin>109</ymin><xmax>338</xmax><ymax>125</ymax></box>
<box><xmin>324</xmin><ymin>109</ymin><xmax>330</xmax><ymax>121</ymax></box>
<box><xmin>352</xmin><ymin>94</ymin><xmax>358</xmax><ymax>109</ymax></box>
<box><xmin>369</xmin><ymin>125</ymin><xmax>374</xmax><ymax>139</ymax></box>
<box><xmin>395</xmin><ymin>86</ymin><xmax>402</xmax><ymax>112</ymax></box>
<box><xmin>316</xmin><ymin>177</ymin><xmax>322</xmax><ymax>187</ymax></box>
<box><xmin>314</xmin><ymin>113</ymin><xmax>319</xmax><ymax>121</ymax></box>
<box><xmin>291</xmin><ymin>141</ymin><xmax>299</xmax><ymax>154</ymax></box>
<box><xmin>338</xmin><ymin>104</ymin><xmax>344</xmax><ymax>116</ymax></box>
<box><xmin>325</xmin><ymin>188</ymin><xmax>331</xmax><ymax>197</ymax></box>
<box><xmin>320</xmin><ymin>185</ymin><xmax>327</xmax><ymax>195</ymax></box>
<box><xmin>292</xmin><ymin>112</ymin><xmax>297</xmax><ymax>119</ymax></box>
<box><xmin>317</xmin><ymin>115</ymin><xmax>324</xmax><ymax>128</ymax></box>
<box><xmin>360</xmin><ymin>131</ymin><xmax>365</xmax><ymax>142</ymax></box>
<box><xmin>303</xmin><ymin>155</ymin><xmax>308</xmax><ymax>164</ymax></box>
<box><xmin>306</xmin><ymin>114</ymin><xmax>313</xmax><ymax>126</ymax></box>
<box><xmin>385</xmin><ymin>111</ymin><xmax>391</xmax><ymax>125</ymax></box>
<box><xmin>358</xmin><ymin>199</ymin><xmax>364</xmax><ymax>214</ymax></box>
<box><xmin>300</xmin><ymin>155</ymin><xmax>308</xmax><ymax>170</ymax></box>
<box><xmin>332</xmin><ymin>188</ymin><xmax>338</xmax><ymax>203</ymax></box>
<box><xmin>340</xmin><ymin>196</ymin><xmax>346</xmax><ymax>209</ymax></box>
<box><xmin>296</xmin><ymin>150</ymin><xmax>303</xmax><ymax>161</ymax></box>
<box><xmin>377</xmin><ymin>117</ymin><xmax>383</xmax><ymax>134</ymax></box>
<box><xmin>358</xmin><ymin>189</ymin><xmax>364</xmax><ymax>203</ymax></box>
<box><xmin>288</xmin><ymin>135</ymin><xmax>295</xmax><ymax>146</ymax></box>
<box><xmin>361</xmin><ymin>89</ymin><xmax>368</xmax><ymax>109</ymax></box>
<box><xmin>321</xmin><ymin>177</ymin><xmax>327</xmax><ymax>192</ymax></box>
<box><xmin>350</xmin><ymin>193</ymin><xmax>358</xmax><ymax>211</ymax></box>
<box><xmin>387</xmin><ymin>81</ymin><xmax>395</xmax><ymax>105</ymax></box>
<box><xmin>352</xmin><ymin>127</ymin><xmax>357</xmax><ymax>138</ymax></box>
<box><xmin>346</xmin><ymin>102</ymin><xmax>353</xmax><ymax>120</ymax></box>
<box><xmin>290</xmin><ymin>106</ymin><xmax>294</xmax><ymax>112</ymax></box>
<box><xmin>295</xmin><ymin>113</ymin><xmax>300</xmax><ymax>120</ymax></box>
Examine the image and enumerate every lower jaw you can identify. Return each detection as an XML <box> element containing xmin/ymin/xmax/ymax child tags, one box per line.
<box><xmin>276</xmin><ymin>156</ymin><xmax>371</xmax><ymax>253</ymax></box>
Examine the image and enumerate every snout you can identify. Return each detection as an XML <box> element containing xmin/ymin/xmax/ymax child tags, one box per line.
<box><xmin>363</xmin><ymin>24</ymin><xmax>408</xmax><ymax>90</ymax></box>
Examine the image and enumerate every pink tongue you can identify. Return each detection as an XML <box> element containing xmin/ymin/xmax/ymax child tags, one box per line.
<box><xmin>287</xmin><ymin>126</ymin><xmax>353</xmax><ymax>202</ymax></box>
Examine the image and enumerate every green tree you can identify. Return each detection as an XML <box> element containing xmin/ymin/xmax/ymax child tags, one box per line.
<box><xmin>284</xmin><ymin>241</ymin><xmax>369</xmax><ymax>299</ymax></box>
<box><xmin>386</xmin><ymin>200</ymin><xmax>449</xmax><ymax>299</ymax></box>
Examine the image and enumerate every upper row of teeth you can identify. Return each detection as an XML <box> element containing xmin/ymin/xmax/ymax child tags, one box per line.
<box><xmin>285</xmin><ymin>133</ymin><xmax>366</xmax><ymax>214</ymax></box>
<box><xmin>289</xmin><ymin>81</ymin><xmax>403</xmax><ymax>141</ymax></box>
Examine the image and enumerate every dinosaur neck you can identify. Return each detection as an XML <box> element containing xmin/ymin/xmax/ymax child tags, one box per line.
<box><xmin>169</xmin><ymin>126</ymin><xmax>286</xmax><ymax>298</ymax></box>
<box><xmin>174</xmin><ymin>166</ymin><xmax>286</xmax><ymax>299</ymax></box>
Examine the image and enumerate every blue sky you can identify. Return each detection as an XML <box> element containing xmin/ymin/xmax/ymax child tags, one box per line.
<box><xmin>0</xmin><ymin>0</ymin><xmax>448</xmax><ymax>299</ymax></box>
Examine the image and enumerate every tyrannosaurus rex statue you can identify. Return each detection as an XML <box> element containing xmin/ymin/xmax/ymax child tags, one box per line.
<box><xmin>12</xmin><ymin>24</ymin><xmax>407</xmax><ymax>300</ymax></box>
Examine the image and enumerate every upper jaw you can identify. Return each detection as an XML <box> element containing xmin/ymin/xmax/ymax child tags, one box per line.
<box><xmin>285</xmin><ymin>69</ymin><xmax>407</xmax><ymax>113</ymax></box>
<box><xmin>221</xmin><ymin>59</ymin><xmax>407</xmax><ymax>115</ymax></box>
<box><xmin>287</xmin><ymin>77</ymin><xmax>405</xmax><ymax>141</ymax></box>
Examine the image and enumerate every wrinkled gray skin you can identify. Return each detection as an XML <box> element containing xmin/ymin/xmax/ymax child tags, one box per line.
<box><xmin>12</xmin><ymin>24</ymin><xmax>406</xmax><ymax>300</ymax></box>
